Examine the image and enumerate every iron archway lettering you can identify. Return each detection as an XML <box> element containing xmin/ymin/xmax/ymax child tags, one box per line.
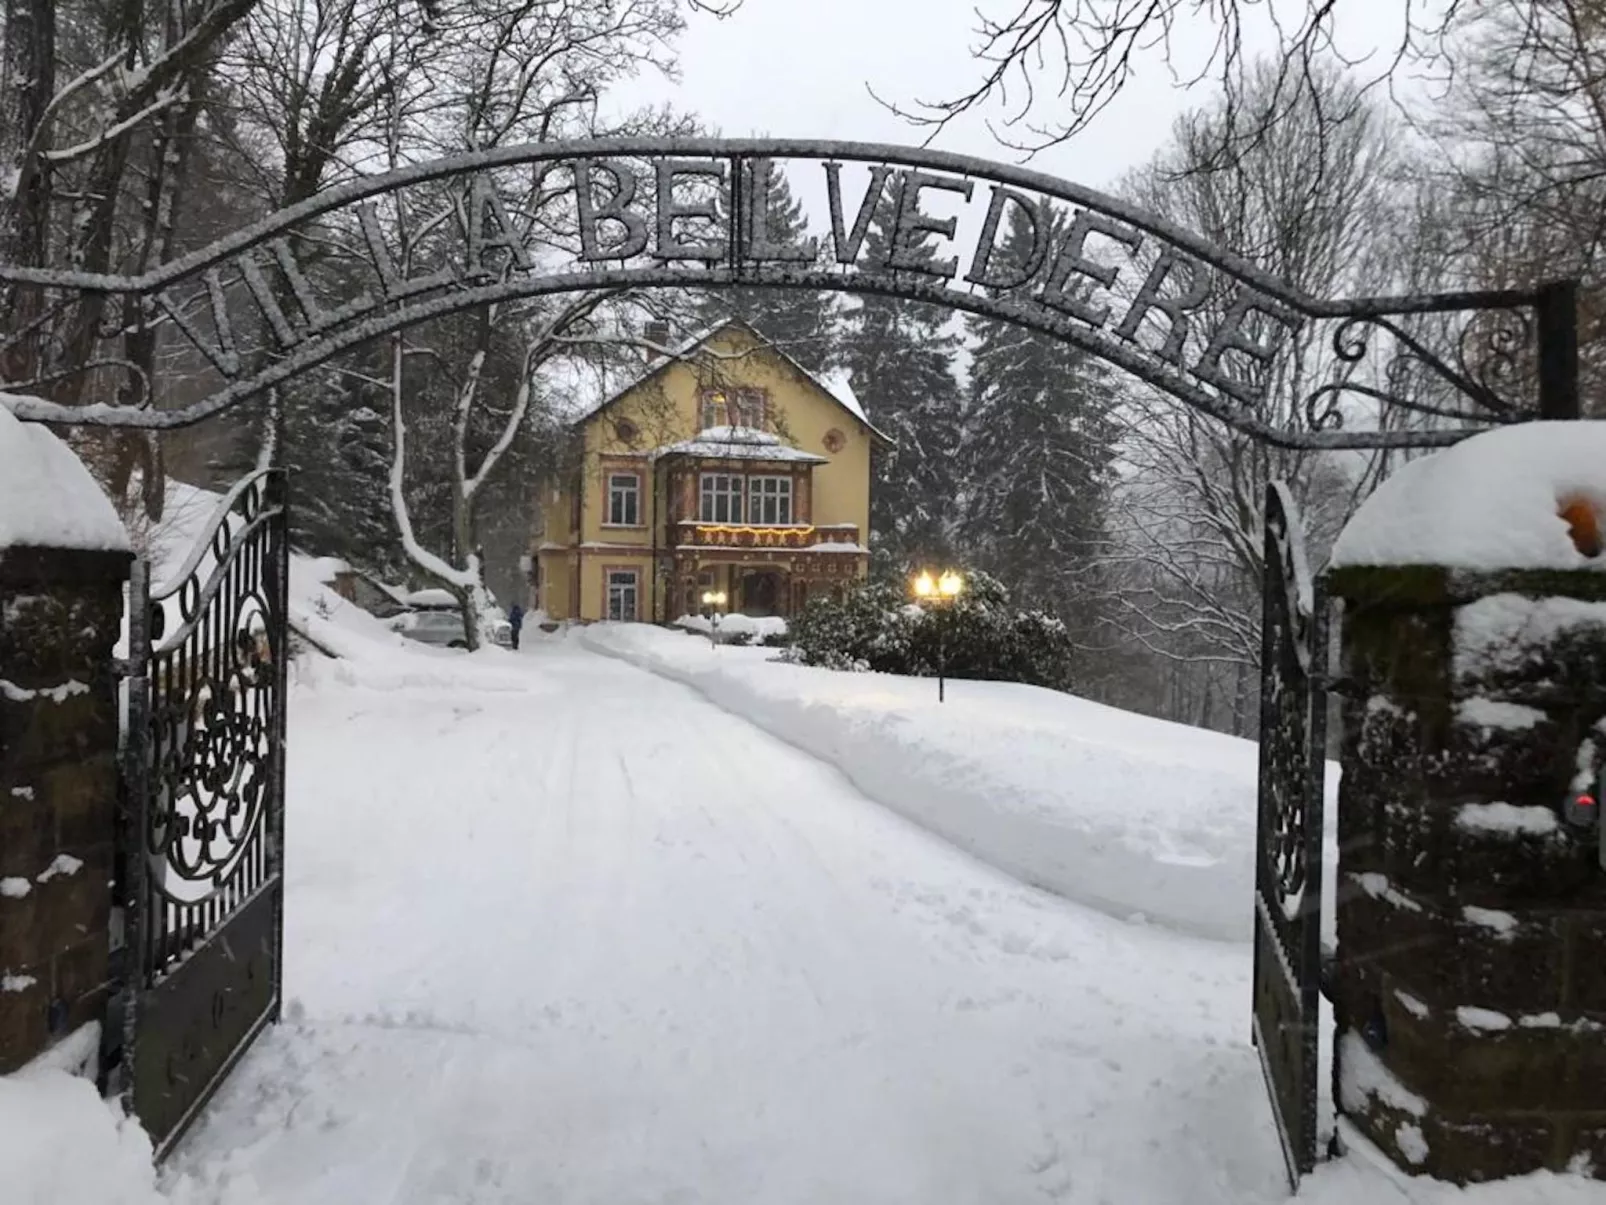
<box><xmin>0</xmin><ymin>138</ymin><xmax>1577</xmax><ymax>448</ymax></box>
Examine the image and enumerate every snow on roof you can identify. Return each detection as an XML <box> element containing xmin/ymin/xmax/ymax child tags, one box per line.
<box><xmin>561</xmin><ymin>319</ymin><xmax>891</xmax><ymax>442</ymax></box>
<box><xmin>1330</xmin><ymin>422</ymin><xmax>1606</xmax><ymax>572</ymax></box>
<box><xmin>818</xmin><ymin>368</ymin><xmax>868</xmax><ymax>425</ymax></box>
<box><xmin>405</xmin><ymin>587</ymin><xmax>460</xmax><ymax>609</ymax></box>
<box><xmin>653</xmin><ymin>425</ymin><xmax>828</xmax><ymax>464</ymax></box>
<box><xmin>560</xmin><ymin>320</ymin><xmax>731</xmax><ymax>425</ymax></box>
<box><xmin>0</xmin><ymin>403</ymin><xmax>130</xmax><ymax>552</ymax></box>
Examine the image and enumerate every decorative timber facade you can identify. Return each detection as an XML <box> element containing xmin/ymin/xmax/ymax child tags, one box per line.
<box><xmin>531</xmin><ymin>320</ymin><xmax>887</xmax><ymax>624</ymax></box>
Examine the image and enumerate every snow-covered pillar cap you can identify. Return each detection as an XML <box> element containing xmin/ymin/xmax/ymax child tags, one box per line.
<box><xmin>0</xmin><ymin>402</ymin><xmax>130</xmax><ymax>552</ymax></box>
<box><xmin>1331</xmin><ymin>422</ymin><xmax>1606</xmax><ymax>573</ymax></box>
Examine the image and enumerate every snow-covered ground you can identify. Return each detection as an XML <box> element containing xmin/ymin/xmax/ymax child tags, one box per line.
<box><xmin>583</xmin><ymin>622</ymin><xmax>1331</xmax><ymax>943</ymax></box>
<box><xmin>6</xmin><ymin>610</ymin><xmax>1598</xmax><ymax>1202</ymax></box>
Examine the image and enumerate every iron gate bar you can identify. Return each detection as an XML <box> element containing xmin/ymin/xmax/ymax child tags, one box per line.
<box><xmin>1252</xmin><ymin>481</ymin><xmax>1330</xmax><ymax>1190</ymax></box>
<box><xmin>118</xmin><ymin>468</ymin><xmax>287</xmax><ymax>1162</ymax></box>
<box><xmin>0</xmin><ymin>137</ymin><xmax>1577</xmax><ymax>446</ymax></box>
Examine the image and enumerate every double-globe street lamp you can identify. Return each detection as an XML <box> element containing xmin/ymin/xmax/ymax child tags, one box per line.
<box><xmin>700</xmin><ymin>588</ymin><xmax>728</xmax><ymax>648</ymax></box>
<box><xmin>911</xmin><ymin>569</ymin><xmax>964</xmax><ymax>702</ymax></box>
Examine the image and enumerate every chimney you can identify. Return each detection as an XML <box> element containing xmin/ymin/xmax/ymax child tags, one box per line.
<box><xmin>643</xmin><ymin>319</ymin><xmax>671</xmax><ymax>365</ymax></box>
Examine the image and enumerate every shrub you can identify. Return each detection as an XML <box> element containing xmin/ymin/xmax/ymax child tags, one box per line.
<box><xmin>787</xmin><ymin>570</ymin><xmax>1075</xmax><ymax>691</ymax></box>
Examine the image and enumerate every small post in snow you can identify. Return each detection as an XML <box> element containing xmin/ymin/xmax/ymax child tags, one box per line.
<box><xmin>912</xmin><ymin>569</ymin><xmax>965</xmax><ymax>703</ymax></box>
<box><xmin>701</xmin><ymin>588</ymin><xmax>727</xmax><ymax>649</ymax></box>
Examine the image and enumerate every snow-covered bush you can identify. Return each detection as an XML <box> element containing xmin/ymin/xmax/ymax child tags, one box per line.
<box><xmin>788</xmin><ymin>571</ymin><xmax>1075</xmax><ymax>690</ymax></box>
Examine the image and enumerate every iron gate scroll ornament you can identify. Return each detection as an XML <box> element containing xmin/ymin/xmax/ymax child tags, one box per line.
<box><xmin>0</xmin><ymin>139</ymin><xmax>1576</xmax><ymax>446</ymax></box>
<box><xmin>1252</xmin><ymin>481</ymin><xmax>1329</xmax><ymax>1189</ymax></box>
<box><xmin>120</xmin><ymin>469</ymin><xmax>288</xmax><ymax>1161</ymax></box>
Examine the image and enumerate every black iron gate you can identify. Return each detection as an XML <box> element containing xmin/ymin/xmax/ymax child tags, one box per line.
<box><xmin>116</xmin><ymin>469</ymin><xmax>288</xmax><ymax>1161</ymax></box>
<box><xmin>1252</xmin><ymin>481</ymin><xmax>1330</xmax><ymax>1189</ymax></box>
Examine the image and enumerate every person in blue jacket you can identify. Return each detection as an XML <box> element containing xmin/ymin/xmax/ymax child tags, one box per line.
<box><xmin>508</xmin><ymin>603</ymin><xmax>524</xmax><ymax>650</ymax></box>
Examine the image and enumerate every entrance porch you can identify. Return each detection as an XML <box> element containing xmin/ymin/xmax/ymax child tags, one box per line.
<box><xmin>665</xmin><ymin>546</ymin><xmax>865</xmax><ymax>624</ymax></box>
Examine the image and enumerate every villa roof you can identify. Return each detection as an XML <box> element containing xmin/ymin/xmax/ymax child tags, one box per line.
<box><xmin>564</xmin><ymin>318</ymin><xmax>894</xmax><ymax>445</ymax></box>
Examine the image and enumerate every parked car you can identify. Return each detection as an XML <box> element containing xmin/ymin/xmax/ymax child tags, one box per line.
<box><xmin>391</xmin><ymin>609</ymin><xmax>471</xmax><ymax>648</ymax></box>
<box><xmin>389</xmin><ymin>609</ymin><xmax>513</xmax><ymax>649</ymax></box>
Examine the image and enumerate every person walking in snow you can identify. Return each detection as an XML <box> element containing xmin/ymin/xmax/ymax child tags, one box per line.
<box><xmin>508</xmin><ymin>603</ymin><xmax>524</xmax><ymax>650</ymax></box>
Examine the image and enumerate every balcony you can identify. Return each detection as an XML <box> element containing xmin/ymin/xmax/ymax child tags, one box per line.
<box><xmin>674</xmin><ymin>521</ymin><xmax>860</xmax><ymax>551</ymax></box>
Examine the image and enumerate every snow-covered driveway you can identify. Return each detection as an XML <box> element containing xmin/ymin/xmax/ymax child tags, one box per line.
<box><xmin>168</xmin><ymin>639</ymin><xmax>1287</xmax><ymax>1205</ymax></box>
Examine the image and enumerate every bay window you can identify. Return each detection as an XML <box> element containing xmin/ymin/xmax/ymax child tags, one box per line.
<box><xmin>699</xmin><ymin>473</ymin><xmax>744</xmax><ymax>523</ymax></box>
<box><xmin>747</xmin><ymin>475</ymin><xmax>793</xmax><ymax>525</ymax></box>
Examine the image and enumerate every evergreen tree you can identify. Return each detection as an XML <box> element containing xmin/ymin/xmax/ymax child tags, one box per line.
<box><xmin>281</xmin><ymin>362</ymin><xmax>407</xmax><ymax>581</ymax></box>
<box><xmin>961</xmin><ymin>204</ymin><xmax>1119</xmax><ymax>640</ymax></box>
<box><xmin>697</xmin><ymin>161</ymin><xmax>838</xmax><ymax>374</ymax></box>
<box><xmin>838</xmin><ymin>176</ymin><xmax>966</xmax><ymax>573</ymax></box>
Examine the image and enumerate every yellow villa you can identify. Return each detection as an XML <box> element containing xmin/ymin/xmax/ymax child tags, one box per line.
<box><xmin>531</xmin><ymin>319</ymin><xmax>888</xmax><ymax>624</ymax></box>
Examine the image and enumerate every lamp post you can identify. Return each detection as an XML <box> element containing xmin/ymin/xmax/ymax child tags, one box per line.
<box><xmin>700</xmin><ymin>588</ymin><xmax>728</xmax><ymax>648</ymax></box>
<box><xmin>912</xmin><ymin>569</ymin><xmax>965</xmax><ymax>702</ymax></box>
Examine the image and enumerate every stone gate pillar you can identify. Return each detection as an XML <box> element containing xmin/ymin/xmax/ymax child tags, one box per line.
<box><xmin>0</xmin><ymin>410</ymin><xmax>131</xmax><ymax>1074</ymax></box>
<box><xmin>1327</xmin><ymin>423</ymin><xmax>1606</xmax><ymax>1184</ymax></box>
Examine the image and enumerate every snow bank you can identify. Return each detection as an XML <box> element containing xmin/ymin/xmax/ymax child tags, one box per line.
<box><xmin>0</xmin><ymin>1026</ymin><xmax>161</xmax><ymax>1204</ymax></box>
<box><xmin>0</xmin><ymin>404</ymin><xmax>130</xmax><ymax>551</ymax></box>
<box><xmin>672</xmin><ymin>613</ymin><xmax>787</xmax><ymax>639</ymax></box>
<box><xmin>1331</xmin><ymin>422</ymin><xmax>1606</xmax><ymax>570</ymax></box>
<box><xmin>583</xmin><ymin>623</ymin><xmax>1335</xmax><ymax>942</ymax></box>
<box><xmin>141</xmin><ymin>481</ymin><xmax>528</xmax><ymax>694</ymax></box>
<box><xmin>0</xmin><ymin>1024</ymin><xmax>272</xmax><ymax>1203</ymax></box>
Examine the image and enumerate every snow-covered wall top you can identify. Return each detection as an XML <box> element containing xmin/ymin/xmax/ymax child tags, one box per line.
<box><xmin>1330</xmin><ymin>422</ymin><xmax>1606</xmax><ymax>572</ymax></box>
<box><xmin>0</xmin><ymin>406</ymin><xmax>129</xmax><ymax>552</ymax></box>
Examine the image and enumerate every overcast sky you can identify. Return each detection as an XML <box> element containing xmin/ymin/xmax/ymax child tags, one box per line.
<box><xmin>608</xmin><ymin>0</ymin><xmax>1434</xmax><ymax>194</ymax></box>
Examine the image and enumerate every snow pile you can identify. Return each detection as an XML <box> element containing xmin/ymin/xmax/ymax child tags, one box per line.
<box><xmin>0</xmin><ymin>404</ymin><xmax>130</xmax><ymax>551</ymax></box>
<box><xmin>583</xmin><ymin>623</ymin><xmax>1334</xmax><ymax>941</ymax></box>
<box><xmin>1331</xmin><ymin>422</ymin><xmax>1606</xmax><ymax>570</ymax></box>
<box><xmin>302</xmin><ymin>556</ymin><xmax>350</xmax><ymax>584</ymax></box>
<box><xmin>672</xmin><ymin>613</ymin><xmax>788</xmax><ymax>639</ymax></box>
<box><xmin>0</xmin><ymin>1024</ymin><xmax>213</xmax><ymax>1205</ymax></box>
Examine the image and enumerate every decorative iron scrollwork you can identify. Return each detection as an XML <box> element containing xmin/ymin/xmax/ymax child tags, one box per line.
<box><xmin>142</xmin><ymin>473</ymin><xmax>282</xmax><ymax>906</ymax></box>
<box><xmin>1300</xmin><ymin>301</ymin><xmax>1537</xmax><ymax>436</ymax></box>
<box><xmin>121</xmin><ymin>467</ymin><xmax>287</xmax><ymax>1162</ymax></box>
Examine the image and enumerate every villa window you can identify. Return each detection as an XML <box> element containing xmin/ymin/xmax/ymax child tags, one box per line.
<box><xmin>699</xmin><ymin>387</ymin><xmax>768</xmax><ymax>429</ymax></box>
<box><xmin>747</xmin><ymin>475</ymin><xmax>792</xmax><ymax>525</ymax></box>
<box><xmin>699</xmin><ymin>389</ymin><xmax>727</xmax><ymax>429</ymax></box>
<box><xmin>729</xmin><ymin>388</ymin><xmax>767</xmax><ymax>429</ymax></box>
<box><xmin>699</xmin><ymin>473</ymin><xmax>744</xmax><ymax>523</ymax></box>
<box><xmin>606</xmin><ymin>472</ymin><xmax>641</xmax><ymax>526</ymax></box>
<box><xmin>606</xmin><ymin>570</ymin><xmax>639</xmax><ymax>621</ymax></box>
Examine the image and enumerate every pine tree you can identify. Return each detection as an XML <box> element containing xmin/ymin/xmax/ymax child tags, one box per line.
<box><xmin>281</xmin><ymin>355</ymin><xmax>408</xmax><ymax>581</ymax></box>
<box><xmin>961</xmin><ymin>203</ymin><xmax>1119</xmax><ymax>641</ymax></box>
<box><xmin>838</xmin><ymin>176</ymin><xmax>966</xmax><ymax>573</ymax></box>
<box><xmin>697</xmin><ymin>161</ymin><xmax>838</xmax><ymax>374</ymax></box>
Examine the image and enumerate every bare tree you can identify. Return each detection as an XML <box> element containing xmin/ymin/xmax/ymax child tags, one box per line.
<box><xmin>875</xmin><ymin>0</ymin><xmax>1478</xmax><ymax>167</ymax></box>
<box><xmin>313</xmin><ymin>0</ymin><xmax>764</xmax><ymax>647</ymax></box>
<box><xmin>0</xmin><ymin>0</ymin><xmax>260</xmax><ymax>525</ymax></box>
<box><xmin>1422</xmin><ymin>0</ymin><xmax>1606</xmax><ymax>406</ymax></box>
<box><xmin>1098</xmin><ymin>59</ymin><xmax>1400</xmax><ymax>734</ymax></box>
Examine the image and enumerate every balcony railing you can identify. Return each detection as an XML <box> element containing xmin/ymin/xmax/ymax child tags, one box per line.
<box><xmin>674</xmin><ymin>521</ymin><xmax>860</xmax><ymax>550</ymax></box>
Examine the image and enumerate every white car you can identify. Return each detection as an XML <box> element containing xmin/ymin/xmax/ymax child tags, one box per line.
<box><xmin>389</xmin><ymin>610</ymin><xmax>513</xmax><ymax>649</ymax></box>
<box><xmin>391</xmin><ymin>609</ymin><xmax>471</xmax><ymax>648</ymax></box>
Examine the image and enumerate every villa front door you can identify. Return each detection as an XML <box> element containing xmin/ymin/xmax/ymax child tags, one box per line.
<box><xmin>740</xmin><ymin>570</ymin><xmax>781</xmax><ymax>617</ymax></box>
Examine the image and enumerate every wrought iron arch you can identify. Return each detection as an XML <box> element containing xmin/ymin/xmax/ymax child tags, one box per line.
<box><xmin>0</xmin><ymin>137</ymin><xmax>1578</xmax><ymax>447</ymax></box>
